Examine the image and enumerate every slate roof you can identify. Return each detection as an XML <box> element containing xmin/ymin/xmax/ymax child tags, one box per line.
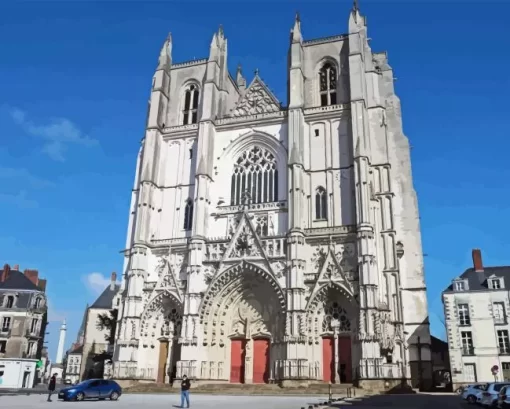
<box><xmin>90</xmin><ymin>284</ymin><xmax>120</xmax><ymax>309</ymax></box>
<box><xmin>0</xmin><ymin>269</ymin><xmax>41</xmax><ymax>291</ymax></box>
<box><xmin>76</xmin><ymin>304</ymin><xmax>88</xmax><ymax>341</ymax></box>
<box><xmin>431</xmin><ymin>335</ymin><xmax>447</xmax><ymax>349</ymax></box>
<box><xmin>69</xmin><ymin>344</ymin><xmax>83</xmax><ymax>354</ymax></box>
<box><xmin>443</xmin><ymin>266</ymin><xmax>510</xmax><ymax>293</ymax></box>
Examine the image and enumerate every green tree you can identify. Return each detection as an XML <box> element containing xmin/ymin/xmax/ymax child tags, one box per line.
<box><xmin>96</xmin><ymin>309</ymin><xmax>118</xmax><ymax>344</ymax></box>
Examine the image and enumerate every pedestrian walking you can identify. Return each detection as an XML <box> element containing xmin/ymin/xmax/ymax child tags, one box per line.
<box><xmin>47</xmin><ymin>373</ymin><xmax>57</xmax><ymax>402</ymax></box>
<box><xmin>180</xmin><ymin>374</ymin><xmax>191</xmax><ymax>408</ymax></box>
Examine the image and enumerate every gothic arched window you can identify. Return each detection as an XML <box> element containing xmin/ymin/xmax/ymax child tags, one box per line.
<box><xmin>319</xmin><ymin>63</ymin><xmax>337</xmax><ymax>107</ymax></box>
<box><xmin>183</xmin><ymin>199</ymin><xmax>193</xmax><ymax>231</ymax></box>
<box><xmin>315</xmin><ymin>186</ymin><xmax>328</xmax><ymax>220</ymax></box>
<box><xmin>230</xmin><ymin>146</ymin><xmax>278</xmax><ymax>206</ymax></box>
<box><xmin>182</xmin><ymin>84</ymin><xmax>199</xmax><ymax>125</ymax></box>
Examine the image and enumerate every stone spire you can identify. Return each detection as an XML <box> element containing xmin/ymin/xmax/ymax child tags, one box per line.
<box><xmin>236</xmin><ymin>64</ymin><xmax>246</xmax><ymax>94</ymax></box>
<box><xmin>157</xmin><ymin>32</ymin><xmax>172</xmax><ymax>70</ymax></box>
<box><xmin>291</xmin><ymin>12</ymin><xmax>302</xmax><ymax>43</ymax></box>
<box><xmin>349</xmin><ymin>0</ymin><xmax>365</xmax><ymax>32</ymax></box>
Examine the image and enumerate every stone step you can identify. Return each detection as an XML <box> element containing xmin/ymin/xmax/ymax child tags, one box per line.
<box><xmin>124</xmin><ymin>382</ymin><xmax>361</xmax><ymax>396</ymax></box>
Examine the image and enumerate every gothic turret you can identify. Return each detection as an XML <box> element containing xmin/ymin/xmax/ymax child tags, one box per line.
<box><xmin>147</xmin><ymin>33</ymin><xmax>172</xmax><ymax>129</ymax></box>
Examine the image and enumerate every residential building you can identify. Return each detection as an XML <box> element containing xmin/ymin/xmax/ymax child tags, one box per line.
<box><xmin>443</xmin><ymin>249</ymin><xmax>510</xmax><ymax>388</ymax></box>
<box><xmin>113</xmin><ymin>4</ymin><xmax>432</xmax><ymax>390</ymax></box>
<box><xmin>0</xmin><ymin>264</ymin><xmax>48</xmax><ymax>388</ymax></box>
<box><xmin>65</xmin><ymin>344</ymin><xmax>83</xmax><ymax>384</ymax></box>
<box><xmin>63</xmin><ymin>306</ymin><xmax>88</xmax><ymax>383</ymax></box>
<box><xmin>80</xmin><ymin>273</ymin><xmax>120</xmax><ymax>380</ymax></box>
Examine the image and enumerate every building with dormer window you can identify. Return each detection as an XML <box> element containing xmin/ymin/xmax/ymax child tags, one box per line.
<box><xmin>0</xmin><ymin>264</ymin><xmax>48</xmax><ymax>388</ymax></box>
<box><xmin>442</xmin><ymin>249</ymin><xmax>510</xmax><ymax>388</ymax></box>
<box><xmin>113</xmin><ymin>4</ymin><xmax>432</xmax><ymax>391</ymax></box>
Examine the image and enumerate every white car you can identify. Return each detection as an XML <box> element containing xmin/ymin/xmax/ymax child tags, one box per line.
<box><xmin>462</xmin><ymin>384</ymin><xmax>487</xmax><ymax>404</ymax></box>
<box><xmin>480</xmin><ymin>383</ymin><xmax>510</xmax><ymax>406</ymax></box>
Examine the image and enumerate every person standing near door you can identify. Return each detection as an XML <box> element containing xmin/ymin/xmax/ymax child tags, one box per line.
<box><xmin>47</xmin><ymin>373</ymin><xmax>57</xmax><ymax>402</ymax></box>
<box><xmin>180</xmin><ymin>374</ymin><xmax>191</xmax><ymax>408</ymax></box>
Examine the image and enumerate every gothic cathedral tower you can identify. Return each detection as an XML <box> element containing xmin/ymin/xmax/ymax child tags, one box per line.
<box><xmin>113</xmin><ymin>4</ymin><xmax>432</xmax><ymax>390</ymax></box>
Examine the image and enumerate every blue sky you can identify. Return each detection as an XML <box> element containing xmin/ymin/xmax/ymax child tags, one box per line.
<box><xmin>1</xmin><ymin>0</ymin><xmax>509</xmax><ymax>362</ymax></box>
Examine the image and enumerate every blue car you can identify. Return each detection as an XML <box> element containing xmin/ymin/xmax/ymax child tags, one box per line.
<box><xmin>58</xmin><ymin>379</ymin><xmax>122</xmax><ymax>401</ymax></box>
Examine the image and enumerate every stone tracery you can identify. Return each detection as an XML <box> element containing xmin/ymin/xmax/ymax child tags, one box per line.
<box><xmin>199</xmin><ymin>261</ymin><xmax>286</xmax><ymax>346</ymax></box>
<box><xmin>230</xmin><ymin>146</ymin><xmax>278</xmax><ymax>206</ymax></box>
<box><xmin>306</xmin><ymin>284</ymin><xmax>356</xmax><ymax>339</ymax></box>
<box><xmin>140</xmin><ymin>291</ymin><xmax>183</xmax><ymax>340</ymax></box>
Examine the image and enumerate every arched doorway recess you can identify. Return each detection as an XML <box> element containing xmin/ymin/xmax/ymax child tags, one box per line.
<box><xmin>200</xmin><ymin>261</ymin><xmax>286</xmax><ymax>383</ymax></box>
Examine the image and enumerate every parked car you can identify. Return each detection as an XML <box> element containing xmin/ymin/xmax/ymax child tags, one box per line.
<box><xmin>497</xmin><ymin>385</ymin><xmax>510</xmax><ymax>408</ymax></box>
<box><xmin>461</xmin><ymin>383</ymin><xmax>487</xmax><ymax>404</ymax></box>
<box><xmin>480</xmin><ymin>383</ymin><xmax>510</xmax><ymax>407</ymax></box>
<box><xmin>58</xmin><ymin>379</ymin><xmax>122</xmax><ymax>401</ymax></box>
<box><xmin>63</xmin><ymin>379</ymin><xmax>73</xmax><ymax>385</ymax></box>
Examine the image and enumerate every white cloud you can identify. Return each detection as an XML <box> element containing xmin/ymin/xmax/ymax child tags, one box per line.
<box><xmin>0</xmin><ymin>166</ymin><xmax>55</xmax><ymax>189</ymax></box>
<box><xmin>8</xmin><ymin>107</ymin><xmax>98</xmax><ymax>162</ymax></box>
<box><xmin>83</xmin><ymin>272</ymin><xmax>111</xmax><ymax>295</ymax></box>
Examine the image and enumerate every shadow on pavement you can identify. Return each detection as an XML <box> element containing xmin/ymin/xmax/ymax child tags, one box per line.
<box><xmin>329</xmin><ymin>394</ymin><xmax>461</xmax><ymax>408</ymax></box>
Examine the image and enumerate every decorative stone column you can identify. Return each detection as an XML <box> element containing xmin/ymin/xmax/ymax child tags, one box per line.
<box><xmin>165</xmin><ymin>338</ymin><xmax>173</xmax><ymax>383</ymax></box>
<box><xmin>244</xmin><ymin>339</ymin><xmax>253</xmax><ymax>384</ymax></box>
<box><xmin>332</xmin><ymin>319</ymin><xmax>340</xmax><ymax>384</ymax></box>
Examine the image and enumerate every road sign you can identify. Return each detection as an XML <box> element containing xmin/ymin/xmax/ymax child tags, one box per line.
<box><xmin>492</xmin><ymin>365</ymin><xmax>499</xmax><ymax>374</ymax></box>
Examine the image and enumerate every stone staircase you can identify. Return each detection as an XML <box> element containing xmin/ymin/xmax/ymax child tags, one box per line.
<box><xmin>124</xmin><ymin>382</ymin><xmax>363</xmax><ymax>396</ymax></box>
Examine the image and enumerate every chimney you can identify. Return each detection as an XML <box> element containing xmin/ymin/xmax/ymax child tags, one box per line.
<box><xmin>110</xmin><ymin>272</ymin><xmax>117</xmax><ymax>291</ymax></box>
<box><xmin>472</xmin><ymin>249</ymin><xmax>484</xmax><ymax>272</ymax></box>
<box><xmin>24</xmin><ymin>269</ymin><xmax>39</xmax><ymax>286</ymax></box>
<box><xmin>13</xmin><ymin>264</ymin><xmax>19</xmax><ymax>271</ymax></box>
<box><xmin>38</xmin><ymin>278</ymin><xmax>47</xmax><ymax>292</ymax></box>
<box><xmin>1</xmin><ymin>264</ymin><xmax>10</xmax><ymax>283</ymax></box>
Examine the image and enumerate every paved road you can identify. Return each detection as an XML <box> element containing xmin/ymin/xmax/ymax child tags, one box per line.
<box><xmin>0</xmin><ymin>392</ymin><xmax>466</xmax><ymax>409</ymax></box>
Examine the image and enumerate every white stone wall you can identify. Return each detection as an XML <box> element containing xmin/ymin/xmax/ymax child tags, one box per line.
<box><xmin>444</xmin><ymin>289</ymin><xmax>510</xmax><ymax>383</ymax></box>
<box><xmin>65</xmin><ymin>353</ymin><xmax>82</xmax><ymax>383</ymax></box>
<box><xmin>113</xmin><ymin>6</ymin><xmax>431</xmax><ymax>385</ymax></box>
<box><xmin>0</xmin><ymin>359</ymin><xmax>37</xmax><ymax>388</ymax></box>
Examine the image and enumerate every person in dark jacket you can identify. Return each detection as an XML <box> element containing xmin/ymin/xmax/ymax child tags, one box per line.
<box><xmin>47</xmin><ymin>373</ymin><xmax>57</xmax><ymax>402</ymax></box>
<box><xmin>180</xmin><ymin>374</ymin><xmax>191</xmax><ymax>408</ymax></box>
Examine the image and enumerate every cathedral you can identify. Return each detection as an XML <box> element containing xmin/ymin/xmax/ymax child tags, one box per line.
<box><xmin>113</xmin><ymin>4</ymin><xmax>432</xmax><ymax>389</ymax></box>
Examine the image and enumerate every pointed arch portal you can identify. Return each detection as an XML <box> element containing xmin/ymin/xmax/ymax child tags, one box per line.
<box><xmin>199</xmin><ymin>261</ymin><xmax>286</xmax><ymax>383</ymax></box>
<box><xmin>140</xmin><ymin>291</ymin><xmax>183</xmax><ymax>383</ymax></box>
<box><xmin>307</xmin><ymin>284</ymin><xmax>356</xmax><ymax>384</ymax></box>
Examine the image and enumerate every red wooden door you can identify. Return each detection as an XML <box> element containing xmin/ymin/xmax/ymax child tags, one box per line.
<box><xmin>322</xmin><ymin>337</ymin><xmax>335</xmax><ymax>382</ymax></box>
<box><xmin>230</xmin><ymin>339</ymin><xmax>246</xmax><ymax>383</ymax></box>
<box><xmin>338</xmin><ymin>336</ymin><xmax>352</xmax><ymax>383</ymax></box>
<box><xmin>252</xmin><ymin>339</ymin><xmax>270</xmax><ymax>383</ymax></box>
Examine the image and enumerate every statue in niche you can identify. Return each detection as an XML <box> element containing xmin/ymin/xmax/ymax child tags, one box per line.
<box><xmin>311</xmin><ymin>246</ymin><xmax>327</xmax><ymax>271</ymax></box>
<box><xmin>268</xmin><ymin>213</ymin><xmax>275</xmax><ymax>236</ymax></box>
<box><xmin>228</xmin><ymin>216</ymin><xmax>238</xmax><ymax>236</ymax></box>
<box><xmin>157</xmin><ymin>255</ymin><xmax>170</xmax><ymax>275</ymax></box>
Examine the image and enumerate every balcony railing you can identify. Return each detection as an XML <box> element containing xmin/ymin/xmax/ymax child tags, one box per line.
<box><xmin>462</xmin><ymin>346</ymin><xmax>475</xmax><ymax>356</ymax></box>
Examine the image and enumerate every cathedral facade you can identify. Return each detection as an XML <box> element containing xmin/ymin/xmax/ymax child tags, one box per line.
<box><xmin>113</xmin><ymin>5</ymin><xmax>432</xmax><ymax>389</ymax></box>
